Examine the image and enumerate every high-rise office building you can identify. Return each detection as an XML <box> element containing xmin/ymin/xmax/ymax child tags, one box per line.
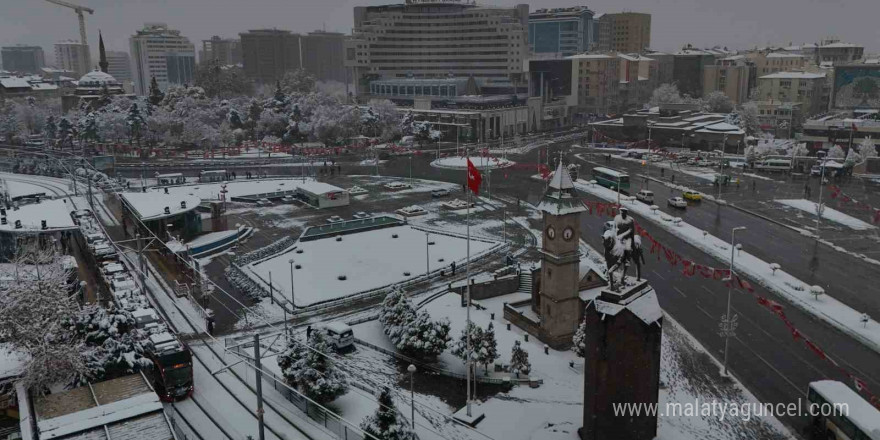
<box><xmin>239</xmin><ymin>29</ymin><xmax>302</xmax><ymax>84</ymax></box>
<box><xmin>595</xmin><ymin>12</ymin><xmax>651</xmax><ymax>53</ymax></box>
<box><xmin>201</xmin><ymin>36</ymin><xmax>242</xmax><ymax>66</ymax></box>
<box><xmin>106</xmin><ymin>51</ymin><xmax>132</xmax><ymax>83</ymax></box>
<box><xmin>1</xmin><ymin>45</ymin><xmax>46</xmax><ymax>73</ymax></box>
<box><xmin>55</xmin><ymin>41</ymin><xmax>92</xmax><ymax>78</ymax></box>
<box><xmin>129</xmin><ymin>23</ymin><xmax>196</xmax><ymax>95</ymax></box>
<box><xmin>345</xmin><ymin>0</ymin><xmax>529</xmax><ymax>96</ymax></box>
<box><xmin>528</xmin><ymin>6</ymin><xmax>595</xmax><ymax>58</ymax></box>
<box><xmin>302</xmin><ymin>31</ymin><xmax>346</xmax><ymax>83</ymax></box>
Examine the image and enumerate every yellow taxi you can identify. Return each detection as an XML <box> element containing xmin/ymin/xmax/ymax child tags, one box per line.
<box><xmin>682</xmin><ymin>190</ymin><xmax>703</xmax><ymax>201</ymax></box>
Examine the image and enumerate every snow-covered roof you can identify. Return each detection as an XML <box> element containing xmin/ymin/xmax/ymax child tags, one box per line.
<box><xmin>120</xmin><ymin>192</ymin><xmax>201</xmax><ymax>221</ymax></box>
<box><xmin>587</xmin><ymin>284</ymin><xmax>662</xmax><ymax>325</ymax></box>
<box><xmin>820</xmin><ymin>42</ymin><xmax>861</xmax><ymax>48</ymax></box>
<box><xmin>567</xmin><ymin>54</ymin><xmax>614</xmax><ymax>60</ymax></box>
<box><xmin>810</xmin><ymin>380</ymin><xmax>880</xmax><ymax>438</ymax></box>
<box><xmin>759</xmin><ymin>71</ymin><xmax>825</xmax><ymax>79</ymax></box>
<box><xmin>34</xmin><ymin>374</ymin><xmax>172</xmax><ymax>440</ymax></box>
<box><xmin>548</xmin><ymin>161</ymin><xmax>574</xmax><ymax>190</ymax></box>
<box><xmin>77</xmin><ymin>70</ymin><xmax>119</xmax><ymax>86</ymax></box>
<box><xmin>766</xmin><ymin>52</ymin><xmax>804</xmax><ymax>58</ymax></box>
<box><xmin>0</xmin><ymin>199</ymin><xmax>77</xmax><ymax>232</ymax></box>
<box><xmin>296</xmin><ymin>180</ymin><xmax>346</xmax><ymax>196</ymax></box>
<box><xmin>30</xmin><ymin>83</ymin><xmax>58</xmax><ymax>90</ymax></box>
<box><xmin>699</xmin><ymin>122</ymin><xmax>742</xmax><ymax>132</ymax></box>
<box><xmin>0</xmin><ymin>77</ymin><xmax>32</xmax><ymax>89</ymax></box>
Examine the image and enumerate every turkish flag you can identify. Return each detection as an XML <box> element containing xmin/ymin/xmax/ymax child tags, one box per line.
<box><xmin>467</xmin><ymin>158</ymin><xmax>482</xmax><ymax>195</ymax></box>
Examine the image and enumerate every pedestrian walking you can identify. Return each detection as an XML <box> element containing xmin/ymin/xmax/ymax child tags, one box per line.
<box><xmin>671</xmin><ymin>174</ymin><xmax>675</xmax><ymax>184</ymax></box>
<box><xmin>306</xmin><ymin>325</ymin><xmax>312</xmax><ymax>340</ymax></box>
<box><xmin>752</xmin><ymin>180</ymin><xmax>756</xmax><ymax>192</ymax></box>
<box><xmin>451</xmin><ymin>261</ymin><xmax>456</xmax><ymax>275</ymax></box>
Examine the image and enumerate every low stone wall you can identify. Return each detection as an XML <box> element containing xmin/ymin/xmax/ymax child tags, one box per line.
<box><xmin>504</xmin><ymin>299</ymin><xmax>574</xmax><ymax>350</ymax></box>
<box><xmin>451</xmin><ymin>273</ymin><xmax>520</xmax><ymax>304</ymax></box>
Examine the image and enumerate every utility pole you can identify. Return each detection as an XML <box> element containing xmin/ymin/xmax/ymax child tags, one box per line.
<box><xmin>722</xmin><ymin>226</ymin><xmax>745</xmax><ymax>376</ymax></box>
<box><xmin>253</xmin><ymin>334</ymin><xmax>266</xmax><ymax>440</ymax></box>
<box><xmin>136</xmin><ymin>233</ymin><xmax>145</xmax><ymax>293</ymax></box>
<box><xmin>816</xmin><ymin>151</ymin><xmax>827</xmax><ymax>240</ymax></box>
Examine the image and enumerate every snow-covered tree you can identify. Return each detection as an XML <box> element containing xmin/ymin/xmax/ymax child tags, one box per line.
<box><xmin>369</xmin><ymin>99</ymin><xmax>401</xmax><ymax>141</ymax></box>
<box><xmin>0</xmin><ymin>103</ymin><xmax>21</xmax><ymax>142</ymax></box>
<box><xmin>0</xmin><ymin>246</ymin><xmax>87</xmax><ymax>392</ymax></box>
<box><xmin>572</xmin><ymin>319</ymin><xmax>587</xmax><ymax>358</ymax></box>
<box><xmin>827</xmin><ymin>144</ymin><xmax>846</xmax><ymax>160</ymax></box>
<box><xmin>280</xmin><ymin>69</ymin><xmax>317</xmax><ymax>95</ymax></box>
<box><xmin>277</xmin><ymin>331</ymin><xmax>348</xmax><ymax>404</ymax></box>
<box><xmin>844</xmin><ymin>145</ymin><xmax>860</xmax><ymax>167</ymax></box>
<box><xmin>702</xmin><ymin>91</ymin><xmax>734</xmax><ymax>113</ymax></box>
<box><xmin>859</xmin><ymin>137</ymin><xmax>878</xmax><ymax>159</ymax></box>
<box><xmin>790</xmin><ymin>142</ymin><xmax>810</xmax><ymax>158</ymax></box>
<box><xmin>735</xmin><ymin>102</ymin><xmax>760</xmax><ymax>136</ymax></box>
<box><xmin>194</xmin><ymin>63</ymin><xmax>254</xmax><ymax>99</ymax></box>
<box><xmin>452</xmin><ymin>323</ymin><xmax>484</xmax><ymax>371</ymax></box>
<box><xmin>649</xmin><ymin>83</ymin><xmax>683</xmax><ymax>106</ymax></box>
<box><xmin>67</xmin><ymin>306</ymin><xmax>151</xmax><ymax>385</ymax></box>
<box><xmin>228</xmin><ymin>108</ymin><xmax>244</xmax><ymax>130</ymax></box>
<box><xmin>78</xmin><ymin>112</ymin><xmax>99</xmax><ymax>145</ymax></box>
<box><xmin>360</xmin><ymin>387</ymin><xmax>415</xmax><ymax>440</ymax></box>
<box><xmin>398</xmin><ymin>310</ymin><xmax>451</xmax><ymax>360</ymax></box>
<box><xmin>477</xmin><ymin>322</ymin><xmax>499</xmax><ymax>372</ymax></box>
<box><xmin>509</xmin><ymin>340</ymin><xmax>531</xmax><ymax>377</ymax></box>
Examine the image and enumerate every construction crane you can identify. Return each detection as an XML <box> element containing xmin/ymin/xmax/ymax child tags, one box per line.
<box><xmin>45</xmin><ymin>0</ymin><xmax>94</xmax><ymax>47</ymax></box>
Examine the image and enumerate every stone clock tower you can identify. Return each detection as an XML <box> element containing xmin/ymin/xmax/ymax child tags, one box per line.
<box><xmin>536</xmin><ymin>159</ymin><xmax>587</xmax><ymax>348</ymax></box>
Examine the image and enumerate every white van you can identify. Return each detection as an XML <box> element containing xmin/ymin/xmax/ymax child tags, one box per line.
<box><xmin>319</xmin><ymin>322</ymin><xmax>354</xmax><ymax>351</ymax></box>
<box><xmin>636</xmin><ymin>189</ymin><xmax>654</xmax><ymax>204</ymax></box>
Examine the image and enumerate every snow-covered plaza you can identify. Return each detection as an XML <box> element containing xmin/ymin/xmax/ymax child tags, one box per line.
<box><xmin>242</xmin><ymin>224</ymin><xmax>500</xmax><ymax>307</ymax></box>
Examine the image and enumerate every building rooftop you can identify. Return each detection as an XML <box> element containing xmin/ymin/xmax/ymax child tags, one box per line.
<box><xmin>759</xmin><ymin>71</ymin><xmax>825</xmax><ymax>79</ymax></box>
<box><xmin>120</xmin><ymin>191</ymin><xmax>201</xmax><ymax>221</ymax></box>
<box><xmin>820</xmin><ymin>42</ymin><xmax>862</xmax><ymax>49</ymax></box>
<box><xmin>0</xmin><ymin>199</ymin><xmax>77</xmax><ymax>232</ymax></box>
<box><xmin>766</xmin><ymin>52</ymin><xmax>804</xmax><ymax>58</ymax></box>
<box><xmin>567</xmin><ymin>53</ymin><xmax>614</xmax><ymax>60</ymax></box>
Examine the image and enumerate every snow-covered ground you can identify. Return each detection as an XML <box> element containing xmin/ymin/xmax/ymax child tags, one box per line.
<box><xmin>431</xmin><ymin>156</ymin><xmax>515</xmax><ymax>170</ymax></box>
<box><xmin>144</xmin><ymin>177</ymin><xmax>338</xmax><ymax>201</ymax></box>
<box><xmin>775</xmin><ymin>199</ymin><xmax>876</xmax><ymax>230</ymax></box>
<box><xmin>574</xmin><ymin>179</ymin><xmax>880</xmax><ymax>355</ymax></box>
<box><xmin>242</xmin><ymin>225</ymin><xmax>499</xmax><ymax>307</ymax></box>
<box><xmin>350</xmin><ymin>289</ymin><xmax>794</xmax><ymax>440</ymax></box>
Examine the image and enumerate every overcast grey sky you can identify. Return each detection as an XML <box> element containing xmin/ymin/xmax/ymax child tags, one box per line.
<box><xmin>3</xmin><ymin>0</ymin><xmax>878</xmax><ymax>62</ymax></box>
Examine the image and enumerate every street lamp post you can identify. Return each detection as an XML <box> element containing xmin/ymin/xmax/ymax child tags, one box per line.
<box><xmin>407</xmin><ymin>364</ymin><xmax>417</xmax><ymax>429</ymax></box>
<box><xmin>722</xmin><ymin>226</ymin><xmax>746</xmax><ymax>376</ymax></box>
<box><xmin>815</xmin><ymin>151</ymin><xmax>827</xmax><ymax>240</ymax></box>
<box><xmin>425</xmin><ymin>232</ymin><xmax>430</xmax><ymax>275</ymax></box>
<box><xmin>288</xmin><ymin>259</ymin><xmax>295</xmax><ymax>311</ymax></box>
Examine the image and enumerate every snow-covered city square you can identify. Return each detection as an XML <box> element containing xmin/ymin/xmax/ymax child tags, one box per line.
<box><xmin>1</xmin><ymin>1</ymin><xmax>880</xmax><ymax>440</ymax></box>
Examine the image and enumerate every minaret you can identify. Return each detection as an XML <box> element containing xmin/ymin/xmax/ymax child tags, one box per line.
<box><xmin>535</xmin><ymin>156</ymin><xmax>587</xmax><ymax>348</ymax></box>
<box><xmin>98</xmin><ymin>31</ymin><xmax>108</xmax><ymax>73</ymax></box>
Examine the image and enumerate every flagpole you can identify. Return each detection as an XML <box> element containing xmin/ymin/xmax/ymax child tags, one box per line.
<box><xmin>465</xmin><ymin>155</ymin><xmax>472</xmax><ymax>417</ymax></box>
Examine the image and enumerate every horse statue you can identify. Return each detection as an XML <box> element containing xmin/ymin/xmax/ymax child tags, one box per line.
<box><xmin>602</xmin><ymin>208</ymin><xmax>646</xmax><ymax>290</ymax></box>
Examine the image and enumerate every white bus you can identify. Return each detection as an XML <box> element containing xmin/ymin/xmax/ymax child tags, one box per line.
<box><xmin>808</xmin><ymin>380</ymin><xmax>880</xmax><ymax>440</ymax></box>
<box><xmin>754</xmin><ymin>158</ymin><xmax>792</xmax><ymax>172</ymax></box>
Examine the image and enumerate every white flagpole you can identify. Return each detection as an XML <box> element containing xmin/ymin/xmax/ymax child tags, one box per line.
<box><xmin>466</xmin><ymin>156</ymin><xmax>472</xmax><ymax>417</ymax></box>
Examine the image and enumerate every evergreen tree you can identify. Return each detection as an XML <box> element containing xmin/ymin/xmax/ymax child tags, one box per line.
<box><xmin>79</xmin><ymin>112</ymin><xmax>99</xmax><ymax>145</ymax></box>
<box><xmin>148</xmin><ymin>76</ymin><xmax>165</xmax><ymax>106</ymax></box>
<box><xmin>452</xmin><ymin>322</ymin><xmax>484</xmax><ymax>371</ymax></box>
<box><xmin>509</xmin><ymin>340</ymin><xmax>531</xmax><ymax>377</ymax></box>
<box><xmin>126</xmin><ymin>103</ymin><xmax>146</xmax><ymax>146</ymax></box>
<box><xmin>246</xmin><ymin>99</ymin><xmax>263</xmax><ymax>140</ymax></box>
<box><xmin>228</xmin><ymin>108</ymin><xmax>244</xmax><ymax>130</ymax></box>
<box><xmin>277</xmin><ymin>332</ymin><xmax>348</xmax><ymax>404</ymax></box>
<box><xmin>44</xmin><ymin>115</ymin><xmax>57</xmax><ymax>142</ymax></box>
<box><xmin>477</xmin><ymin>322</ymin><xmax>499</xmax><ymax>372</ymax></box>
<box><xmin>572</xmin><ymin>318</ymin><xmax>587</xmax><ymax>358</ymax></box>
<box><xmin>272</xmin><ymin>81</ymin><xmax>288</xmax><ymax>112</ymax></box>
<box><xmin>360</xmin><ymin>387</ymin><xmax>415</xmax><ymax>440</ymax></box>
<box><xmin>397</xmin><ymin>310</ymin><xmax>451</xmax><ymax>359</ymax></box>
<box><xmin>58</xmin><ymin>117</ymin><xmax>74</xmax><ymax>148</ymax></box>
<box><xmin>67</xmin><ymin>306</ymin><xmax>151</xmax><ymax>385</ymax></box>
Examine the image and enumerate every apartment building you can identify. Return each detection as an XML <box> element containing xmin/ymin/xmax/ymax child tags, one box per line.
<box><xmin>528</xmin><ymin>6</ymin><xmax>595</xmax><ymax>58</ymax></box>
<box><xmin>129</xmin><ymin>23</ymin><xmax>196</xmax><ymax>95</ymax></box>
<box><xmin>703</xmin><ymin>55</ymin><xmax>752</xmax><ymax>105</ymax></box>
<box><xmin>595</xmin><ymin>12</ymin><xmax>651</xmax><ymax>53</ymax></box>
<box><xmin>54</xmin><ymin>41</ymin><xmax>91</xmax><ymax>78</ymax></box>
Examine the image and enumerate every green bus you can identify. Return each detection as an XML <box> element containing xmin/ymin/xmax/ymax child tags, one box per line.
<box><xmin>592</xmin><ymin>167</ymin><xmax>630</xmax><ymax>193</ymax></box>
<box><xmin>808</xmin><ymin>380</ymin><xmax>880</xmax><ymax>440</ymax></box>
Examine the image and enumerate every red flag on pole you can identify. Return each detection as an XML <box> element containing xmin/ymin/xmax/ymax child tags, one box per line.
<box><xmin>467</xmin><ymin>158</ymin><xmax>482</xmax><ymax>195</ymax></box>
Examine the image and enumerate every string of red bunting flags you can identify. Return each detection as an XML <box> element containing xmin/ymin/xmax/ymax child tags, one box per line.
<box><xmin>584</xmin><ymin>199</ymin><xmax>880</xmax><ymax>409</ymax></box>
<box><xmin>830</xmin><ymin>185</ymin><xmax>880</xmax><ymax>224</ymax></box>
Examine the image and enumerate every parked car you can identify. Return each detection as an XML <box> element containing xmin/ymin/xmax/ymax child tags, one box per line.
<box><xmin>319</xmin><ymin>322</ymin><xmax>354</xmax><ymax>351</ymax></box>
<box><xmin>326</xmin><ymin>215</ymin><xmax>345</xmax><ymax>223</ymax></box>
<box><xmin>256</xmin><ymin>198</ymin><xmax>271</xmax><ymax>206</ymax></box>
<box><xmin>682</xmin><ymin>190</ymin><xmax>703</xmax><ymax>201</ymax></box>
<box><xmin>668</xmin><ymin>197</ymin><xmax>687</xmax><ymax>208</ymax></box>
<box><xmin>636</xmin><ymin>189</ymin><xmax>654</xmax><ymax>204</ymax></box>
<box><xmin>431</xmin><ymin>188</ymin><xmax>451</xmax><ymax>198</ymax></box>
<box><xmin>352</xmin><ymin>211</ymin><xmax>371</xmax><ymax>219</ymax></box>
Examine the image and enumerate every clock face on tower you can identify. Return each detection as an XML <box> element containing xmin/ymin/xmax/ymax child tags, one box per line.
<box><xmin>546</xmin><ymin>225</ymin><xmax>556</xmax><ymax>240</ymax></box>
<box><xmin>563</xmin><ymin>227</ymin><xmax>574</xmax><ymax>241</ymax></box>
